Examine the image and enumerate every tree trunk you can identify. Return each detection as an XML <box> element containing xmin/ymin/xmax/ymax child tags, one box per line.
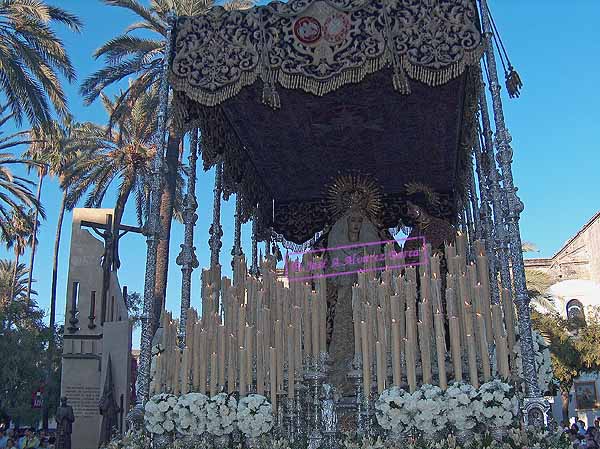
<box><xmin>26</xmin><ymin>172</ymin><xmax>44</xmax><ymax>306</ymax></box>
<box><xmin>152</xmin><ymin>132</ymin><xmax>181</xmax><ymax>334</ymax></box>
<box><xmin>562</xmin><ymin>390</ymin><xmax>571</xmax><ymax>424</ymax></box>
<box><xmin>112</xmin><ymin>176</ymin><xmax>135</xmax><ymax>271</ymax></box>
<box><xmin>49</xmin><ymin>191</ymin><xmax>67</xmax><ymax>347</ymax></box>
<box><xmin>12</xmin><ymin>251</ymin><xmax>20</xmax><ymax>301</ymax></box>
<box><xmin>44</xmin><ymin>190</ymin><xmax>67</xmax><ymax>430</ymax></box>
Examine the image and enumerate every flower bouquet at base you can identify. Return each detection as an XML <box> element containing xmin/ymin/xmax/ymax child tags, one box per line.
<box><xmin>144</xmin><ymin>393</ymin><xmax>178</xmax><ymax>435</ymax></box>
<box><xmin>412</xmin><ymin>384</ymin><xmax>448</xmax><ymax>438</ymax></box>
<box><xmin>173</xmin><ymin>392</ymin><xmax>210</xmax><ymax>436</ymax></box>
<box><xmin>375</xmin><ymin>386</ymin><xmax>413</xmax><ymax>439</ymax></box>
<box><xmin>206</xmin><ymin>392</ymin><xmax>238</xmax><ymax>442</ymax></box>
<box><xmin>477</xmin><ymin>380</ymin><xmax>519</xmax><ymax>438</ymax></box>
<box><xmin>375</xmin><ymin>385</ymin><xmax>447</xmax><ymax>439</ymax></box>
<box><xmin>445</xmin><ymin>382</ymin><xmax>481</xmax><ymax>440</ymax></box>
<box><xmin>237</xmin><ymin>394</ymin><xmax>275</xmax><ymax>442</ymax></box>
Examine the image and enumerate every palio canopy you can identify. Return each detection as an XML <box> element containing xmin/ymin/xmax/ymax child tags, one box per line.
<box><xmin>169</xmin><ymin>0</ymin><xmax>483</xmax><ymax>244</ymax></box>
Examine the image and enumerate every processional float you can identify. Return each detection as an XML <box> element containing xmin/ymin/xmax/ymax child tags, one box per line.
<box><xmin>129</xmin><ymin>0</ymin><xmax>550</xmax><ymax>442</ymax></box>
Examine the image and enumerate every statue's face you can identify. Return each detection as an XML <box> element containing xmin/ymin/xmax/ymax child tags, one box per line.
<box><xmin>347</xmin><ymin>212</ymin><xmax>363</xmax><ymax>235</ymax></box>
<box><xmin>406</xmin><ymin>201</ymin><xmax>423</xmax><ymax>221</ymax></box>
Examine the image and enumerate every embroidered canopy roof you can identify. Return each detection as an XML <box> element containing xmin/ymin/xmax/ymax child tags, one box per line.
<box><xmin>170</xmin><ymin>0</ymin><xmax>483</xmax><ymax>245</ymax></box>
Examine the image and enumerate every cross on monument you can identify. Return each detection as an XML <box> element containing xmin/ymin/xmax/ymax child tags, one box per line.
<box><xmin>80</xmin><ymin>214</ymin><xmax>145</xmax><ymax>325</ymax></box>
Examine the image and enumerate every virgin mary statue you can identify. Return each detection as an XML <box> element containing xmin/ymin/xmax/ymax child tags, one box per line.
<box><xmin>313</xmin><ymin>174</ymin><xmax>391</xmax><ymax>396</ymax></box>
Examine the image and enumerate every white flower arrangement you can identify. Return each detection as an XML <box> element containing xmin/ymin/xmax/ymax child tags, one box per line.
<box><xmin>206</xmin><ymin>392</ymin><xmax>238</xmax><ymax>436</ymax></box>
<box><xmin>375</xmin><ymin>385</ymin><xmax>447</xmax><ymax>437</ymax></box>
<box><xmin>412</xmin><ymin>384</ymin><xmax>448</xmax><ymax>436</ymax></box>
<box><xmin>514</xmin><ymin>330</ymin><xmax>555</xmax><ymax>396</ymax></box>
<box><xmin>144</xmin><ymin>393</ymin><xmax>178</xmax><ymax>435</ymax></box>
<box><xmin>375</xmin><ymin>386</ymin><xmax>413</xmax><ymax>433</ymax></box>
<box><xmin>445</xmin><ymin>382</ymin><xmax>481</xmax><ymax>432</ymax></box>
<box><xmin>173</xmin><ymin>392</ymin><xmax>210</xmax><ymax>435</ymax></box>
<box><xmin>477</xmin><ymin>380</ymin><xmax>519</xmax><ymax>430</ymax></box>
<box><xmin>237</xmin><ymin>394</ymin><xmax>275</xmax><ymax>437</ymax></box>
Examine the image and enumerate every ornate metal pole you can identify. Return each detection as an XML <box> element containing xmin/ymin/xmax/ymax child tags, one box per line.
<box><xmin>478</xmin><ymin>74</ymin><xmax>512</xmax><ymax>305</ymax></box>
<box><xmin>479</xmin><ymin>0</ymin><xmax>546</xmax><ymax>422</ymax></box>
<box><xmin>177</xmin><ymin>128</ymin><xmax>200</xmax><ymax>344</ymax></box>
<box><xmin>231</xmin><ymin>193</ymin><xmax>244</xmax><ymax>271</ymax></box>
<box><xmin>473</xmin><ymin>130</ymin><xmax>500</xmax><ymax>305</ymax></box>
<box><xmin>136</xmin><ymin>13</ymin><xmax>176</xmax><ymax>408</ymax></box>
<box><xmin>208</xmin><ymin>161</ymin><xmax>224</xmax><ymax>269</ymax></box>
<box><xmin>469</xmin><ymin>163</ymin><xmax>482</xmax><ymax>240</ymax></box>
<box><xmin>463</xmin><ymin>188</ymin><xmax>476</xmax><ymax>260</ymax></box>
<box><xmin>249</xmin><ymin>213</ymin><xmax>259</xmax><ymax>277</ymax></box>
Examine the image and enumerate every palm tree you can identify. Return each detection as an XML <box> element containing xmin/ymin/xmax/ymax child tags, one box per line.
<box><xmin>22</xmin><ymin>118</ymin><xmax>78</xmax><ymax>305</ymax></box>
<box><xmin>0</xmin><ymin>0</ymin><xmax>82</xmax><ymax>126</ymax></box>
<box><xmin>0</xmin><ymin>260</ymin><xmax>33</xmax><ymax>305</ymax></box>
<box><xmin>0</xmin><ymin>104</ymin><xmax>32</xmax><ymax>152</ymax></box>
<box><xmin>0</xmin><ymin>152</ymin><xmax>45</xmax><ymax>243</ymax></box>
<box><xmin>65</xmin><ymin>92</ymin><xmax>160</xmax><ymax>270</ymax></box>
<box><xmin>2</xmin><ymin>210</ymin><xmax>35</xmax><ymax>300</ymax></box>
<box><xmin>80</xmin><ymin>0</ymin><xmax>251</xmax><ymax>333</ymax></box>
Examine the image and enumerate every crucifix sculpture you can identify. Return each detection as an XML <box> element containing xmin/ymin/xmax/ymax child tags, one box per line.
<box><xmin>80</xmin><ymin>213</ymin><xmax>144</xmax><ymax>325</ymax></box>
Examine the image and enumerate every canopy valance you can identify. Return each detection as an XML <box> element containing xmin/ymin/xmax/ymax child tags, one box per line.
<box><xmin>170</xmin><ymin>0</ymin><xmax>482</xmax><ymax>107</ymax></box>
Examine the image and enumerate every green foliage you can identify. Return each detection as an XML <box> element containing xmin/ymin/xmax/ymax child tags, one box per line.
<box><xmin>0</xmin><ymin>259</ymin><xmax>58</xmax><ymax>426</ymax></box>
<box><xmin>530</xmin><ymin>308</ymin><xmax>600</xmax><ymax>393</ymax></box>
<box><xmin>526</xmin><ymin>263</ymin><xmax>600</xmax><ymax>395</ymax></box>
<box><xmin>126</xmin><ymin>290</ymin><xmax>143</xmax><ymax>329</ymax></box>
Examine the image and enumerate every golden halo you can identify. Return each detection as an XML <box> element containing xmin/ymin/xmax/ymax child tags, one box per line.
<box><xmin>326</xmin><ymin>173</ymin><xmax>383</xmax><ymax>222</ymax></box>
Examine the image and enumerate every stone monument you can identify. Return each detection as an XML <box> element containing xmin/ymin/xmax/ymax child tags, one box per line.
<box><xmin>60</xmin><ymin>209</ymin><xmax>132</xmax><ymax>449</ymax></box>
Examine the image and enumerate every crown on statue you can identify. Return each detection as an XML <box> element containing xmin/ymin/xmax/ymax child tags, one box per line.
<box><xmin>326</xmin><ymin>173</ymin><xmax>383</xmax><ymax>222</ymax></box>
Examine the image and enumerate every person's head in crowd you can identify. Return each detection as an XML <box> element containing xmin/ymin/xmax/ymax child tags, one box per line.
<box><xmin>587</xmin><ymin>429</ymin><xmax>599</xmax><ymax>448</ymax></box>
<box><xmin>595</xmin><ymin>417</ymin><xmax>600</xmax><ymax>429</ymax></box>
<box><xmin>5</xmin><ymin>438</ymin><xmax>14</xmax><ymax>448</ymax></box>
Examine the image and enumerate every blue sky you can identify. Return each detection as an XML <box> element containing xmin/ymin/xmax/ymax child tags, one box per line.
<box><xmin>2</xmin><ymin>0</ymin><xmax>599</xmax><ymax>348</ymax></box>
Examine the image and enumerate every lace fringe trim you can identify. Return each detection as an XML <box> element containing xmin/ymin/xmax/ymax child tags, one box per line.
<box><xmin>169</xmin><ymin>45</ymin><xmax>483</xmax><ymax>109</ymax></box>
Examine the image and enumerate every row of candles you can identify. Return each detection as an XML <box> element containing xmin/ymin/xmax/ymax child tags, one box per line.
<box><xmin>150</xmin><ymin>255</ymin><xmax>329</xmax><ymax>411</ymax></box>
<box><xmin>150</xmin><ymin>234</ymin><xmax>518</xmax><ymax>408</ymax></box>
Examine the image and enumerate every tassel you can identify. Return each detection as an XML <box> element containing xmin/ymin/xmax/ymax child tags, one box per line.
<box><xmin>262</xmin><ymin>81</ymin><xmax>281</xmax><ymax>110</ymax></box>
<box><xmin>392</xmin><ymin>68</ymin><xmax>411</xmax><ymax>95</ymax></box>
<box><xmin>505</xmin><ymin>65</ymin><xmax>523</xmax><ymax>98</ymax></box>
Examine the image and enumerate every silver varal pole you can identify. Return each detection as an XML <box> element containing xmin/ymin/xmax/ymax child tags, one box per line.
<box><xmin>478</xmin><ymin>71</ymin><xmax>511</xmax><ymax>305</ymax></box>
<box><xmin>136</xmin><ymin>13</ymin><xmax>176</xmax><ymax>408</ymax></box>
<box><xmin>473</xmin><ymin>128</ymin><xmax>500</xmax><ymax>305</ymax></box>
<box><xmin>469</xmin><ymin>160</ymin><xmax>482</xmax><ymax>240</ymax></box>
<box><xmin>479</xmin><ymin>0</ymin><xmax>548</xmax><ymax>425</ymax></box>
<box><xmin>208</xmin><ymin>161</ymin><xmax>224</xmax><ymax>269</ymax></box>
<box><xmin>231</xmin><ymin>193</ymin><xmax>244</xmax><ymax>271</ymax></box>
<box><xmin>249</xmin><ymin>213</ymin><xmax>259</xmax><ymax>277</ymax></box>
<box><xmin>177</xmin><ymin>128</ymin><xmax>200</xmax><ymax>344</ymax></box>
